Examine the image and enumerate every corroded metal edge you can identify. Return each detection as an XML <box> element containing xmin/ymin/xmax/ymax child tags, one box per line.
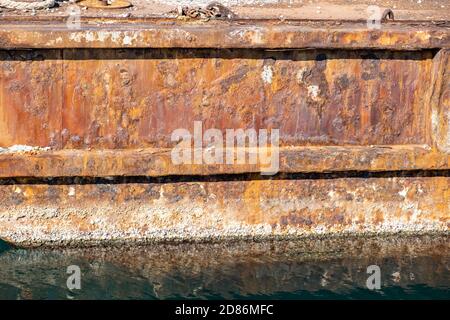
<box><xmin>1</xmin><ymin>146</ymin><xmax>449</xmax><ymax>177</ymax></box>
<box><xmin>0</xmin><ymin>21</ymin><xmax>449</xmax><ymax>49</ymax></box>
<box><xmin>1</xmin><ymin>175</ymin><xmax>448</xmax><ymax>246</ymax></box>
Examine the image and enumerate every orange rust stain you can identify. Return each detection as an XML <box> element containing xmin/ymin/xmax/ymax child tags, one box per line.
<box><xmin>243</xmin><ymin>180</ymin><xmax>263</xmax><ymax>224</ymax></box>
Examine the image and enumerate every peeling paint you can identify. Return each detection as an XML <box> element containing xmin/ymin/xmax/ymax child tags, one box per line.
<box><xmin>432</xmin><ymin>108</ymin><xmax>439</xmax><ymax>136</ymax></box>
<box><xmin>398</xmin><ymin>187</ymin><xmax>408</xmax><ymax>198</ymax></box>
<box><xmin>261</xmin><ymin>65</ymin><xmax>273</xmax><ymax>84</ymax></box>
<box><xmin>307</xmin><ymin>85</ymin><xmax>320</xmax><ymax>101</ymax></box>
<box><xmin>122</xmin><ymin>35</ymin><xmax>134</xmax><ymax>46</ymax></box>
<box><xmin>0</xmin><ymin>145</ymin><xmax>50</xmax><ymax>154</ymax></box>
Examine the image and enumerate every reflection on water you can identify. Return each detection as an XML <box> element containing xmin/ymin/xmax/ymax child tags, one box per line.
<box><xmin>0</xmin><ymin>235</ymin><xmax>448</xmax><ymax>300</ymax></box>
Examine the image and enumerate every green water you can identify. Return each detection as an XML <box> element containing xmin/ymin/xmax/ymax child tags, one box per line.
<box><xmin>0</xmin><ymin>236</ymin><xmax>448</xmax><ymax>300</ymax></box>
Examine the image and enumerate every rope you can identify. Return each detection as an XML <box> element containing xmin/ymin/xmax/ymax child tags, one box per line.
<box><xmin>0</xmin><ymin>0</ymin><xmax>55</xmax><ymax>10</ymax></box>
<box><xmin>172</xmin><ymin>1</ymin><xmax>236</xmax><ymax>20</ymax></box>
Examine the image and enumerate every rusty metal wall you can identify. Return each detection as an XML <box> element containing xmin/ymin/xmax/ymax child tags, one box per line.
<box><xmin>0</xmin><ymin>19</ymin><xmax>448</xmax><ymax>246</ymax></box>
<box><xmin>0</xmin><ymin>48</ymin><xmax>448</xmax><ymax>177</ymax></box>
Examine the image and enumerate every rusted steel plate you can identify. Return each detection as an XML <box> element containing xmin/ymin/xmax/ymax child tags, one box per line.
<box><xmin>0</xmin><ymin>175</ymin><xmax>448</xmax><ymax>246</ymax></box>
<box><xmin>0</xmin><ymin>50</ymin><xmax>63</xmax><ymax>149</ymax></box>
<box><xmin>60</xmin><ymin>49</ymin><xmax>431</xmax><ymax>148</ymax></box>
<box><xmin>0</xmin><ymin>48</ymin><xmax>448</xmax><ymax>177</ymax></box>
<box><xmin>1</xmin><ymin>147</ymin><xmax>450</xmax><ymax>177</ymax></box>
<box><xmin>0</xmin><ymin>21</ymin><xmax>449</xmax><ymax>50</ymax></box>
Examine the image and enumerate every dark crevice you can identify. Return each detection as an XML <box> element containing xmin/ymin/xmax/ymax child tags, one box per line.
<box><xmin>0</xmin><ymin>170</ymin><xmax>449</xmax><ymax>185</ymax></box>
<box><xmin>0</xmin><ymin>48</ymin><xmax>438</xmax><ymax>62</ymax></box>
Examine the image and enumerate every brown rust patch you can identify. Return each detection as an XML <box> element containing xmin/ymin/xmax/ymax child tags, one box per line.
<box><xmin>0</xmin><ymin>50</ymin><xmax>62</xmax><ymax>148</ymax></box>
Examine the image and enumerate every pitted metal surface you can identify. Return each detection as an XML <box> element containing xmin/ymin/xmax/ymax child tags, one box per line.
<box><xmin>0</xmin><ymin>1</ymin><xmax>448</xmax><ymax>246</ymax></box>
